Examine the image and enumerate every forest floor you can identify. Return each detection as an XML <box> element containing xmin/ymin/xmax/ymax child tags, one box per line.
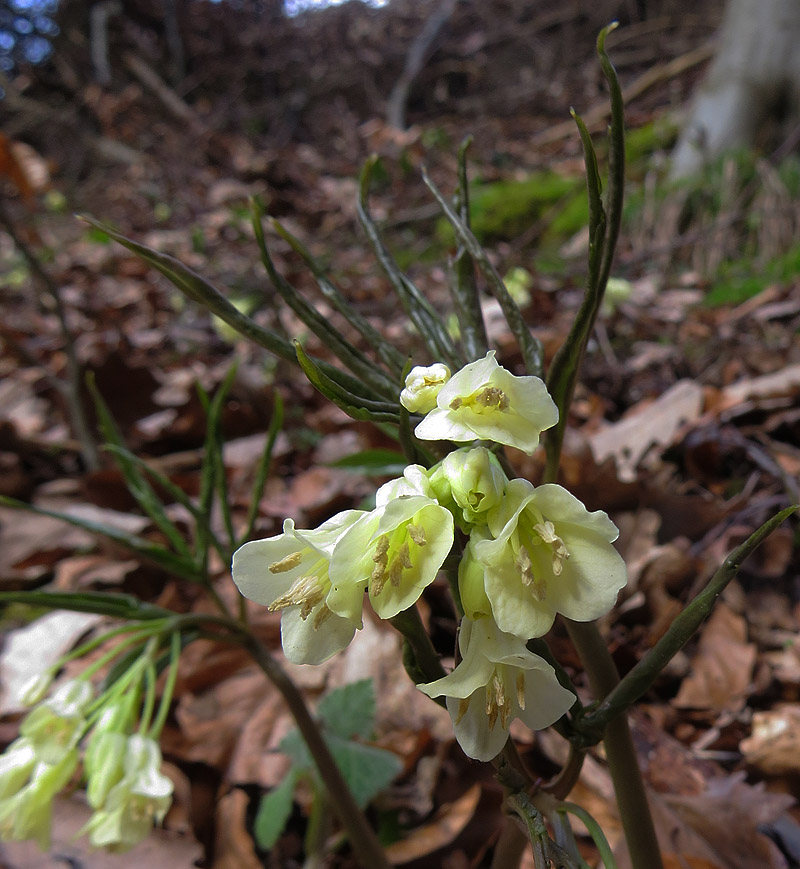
<box><xmin>1</xmin><ymin>0</ymin><xmax>800</xmax><ymax>866</ymax></box>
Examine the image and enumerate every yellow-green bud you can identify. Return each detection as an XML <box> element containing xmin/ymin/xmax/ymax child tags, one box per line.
<box><xmin>430</xmin><ymin>447</ymin><xmax>507</xmax><ymax>526</ymax></box>
<box><xmin>400</xmin><ymin>363</ymin><xmax>451</xmax><ymax>413</ymax></box>
<box><xmin>458</xmin><ymin>538</ymin><xmax>493</xmax><ymax>620</ymax></box>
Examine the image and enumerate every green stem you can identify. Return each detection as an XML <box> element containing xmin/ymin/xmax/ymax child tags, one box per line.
<box><xmin>149</xmin><ymin>631</ymin><xmax>181</xmax><ymax>739</ymax></box>
<box><xmin>584</xmin><ymin>505</ymin><xmax>798</xmax><ymax>734</ymax></box>
<box><xmin>564</xmin><ymin>619</ymin><xmax>662</xmax><ymax>869</ymax></box>
<box><xmin>243</xmin><ymin>634</ymin><xmax>391</xmax><ymax>869</ymax></box>
<box><xmin>390</xmin><ymin>605</ymin><xmax>447</xmax><ymax>682</ymax></box>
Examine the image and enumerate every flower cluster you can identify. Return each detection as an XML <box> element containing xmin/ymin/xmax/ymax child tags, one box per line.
<box><xmin>233</xmin><ymin>351</ymin><xmax>627</xmax><ymax>762</ymax></box>
<box><xmin>0</xmin><ymin>663</ymin><xmax>174</xmax><ymax>852</ymax></box>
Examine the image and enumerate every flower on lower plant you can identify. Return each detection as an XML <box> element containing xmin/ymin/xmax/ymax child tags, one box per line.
<box><xmin>417</xmin><ymin>616</ymin><xmax>575</xmax><ymax>762</ymax></box>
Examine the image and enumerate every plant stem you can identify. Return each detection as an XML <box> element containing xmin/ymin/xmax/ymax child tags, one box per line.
<box><xmin>243</xmin><ymin>634</ymin><xmax>391</xmax><ymax>869</ymax></box>
<box><xmin>564</xmin><ymin>619</ymin><xmax>662</xmax><ymax>869</ymax></box>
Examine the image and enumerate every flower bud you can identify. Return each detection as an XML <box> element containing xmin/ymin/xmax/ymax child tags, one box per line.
<box><xmin>458</xmin><ymin>538</ymin><xmax>492</xmax><ymax>621</ymax></box>
<box><xmin>430</xmin><ymin>447</ymin><xmax>506</xmax><ymax>526</ymax></box>
<box><xmin>400</xmin><ymin>363</ymin><xmax>451</xmax><ymax>413</ymax></box>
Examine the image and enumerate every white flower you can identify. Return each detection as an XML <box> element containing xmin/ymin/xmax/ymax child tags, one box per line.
<box><xmin>232</xmin><ymin>511</ymin><xmax>367</xmax><ymax>665</ymax></box>
<box><xmin>474</xmin><ymin>480</ymin><xmax>627</xmax><ymax>638</ymax></box>
<box><xmin>417</xmin><ymin>617</ymin><xmax>575</xmax><ymax>762</ymax></box>
<box><xmin>414</xmin><ymin>351</ymin><xmax>558</xmax><ymax>455</ymax></box>
<box><xmin>328</xmin><ymin>496</ymin><xmax>454</xmax><ymax>621</ymax></box>
<box><xmin>375</xmin><ymin>464</ymin><xmax>436</xmax><ymax>506</ymax></box>
<box><xmin>400</xmin><ymin>363</ymin><xmax>451</xmax><ymax>413</ymax></box>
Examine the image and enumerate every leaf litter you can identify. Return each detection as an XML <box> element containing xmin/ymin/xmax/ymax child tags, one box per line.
<box><xmin>1</xmin><ymin>1</ymin><xmax>799</xmax><ymax>866</ymax></box>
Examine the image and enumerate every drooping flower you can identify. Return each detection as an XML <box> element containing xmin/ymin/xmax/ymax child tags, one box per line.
<box><xmin>414</xmin><ymin>351</ymin><xmax>558</xmax><ymax>455</ymax></box>
<box><xmin>232</xmin><ymin>510</ymin><xmax>367</xmax><ymax>665</ymax></box>
<box><xmin>428</xmin><ymin>446</ymin><xmax>507</xmax><ymax>527</ymax></box>
<box><xmin>474</xmin><ymin>480</ymin><xmax>627</xmax><ymax>639</ymax></box>
<box><xmin>20</xmin><ymin>679</ymin><xmax>93</xmax><ymax>765</ymax></box>
<box><xmin>328</xmin><ymin>495</ymin><xmax>454</xmax><ymax>621</ymax></box>
<box><xmin>400</xmin><ymin>363</ymin><xmax>451</xmax><ymax>413</ymax></box>
<box><xmin>84</xmin><ymin>701</ymin><xmax>136</xmax><ymax>810</ymax></box>
<box><xmin>0</xmin><ymin>747</ymin><xmax>79</xmax><ymax>850</ymax></box>
<box><xmin>417</xmin><ymin>616</ymin><xmax>575</xmax><ymax>762</ymax></box>
<box><xmin>82</xmin><ymin>734</ymin><xmax>173</xmax><ymax>853</ymax></box>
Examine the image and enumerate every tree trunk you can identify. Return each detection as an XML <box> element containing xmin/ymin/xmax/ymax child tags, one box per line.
<box><xmin>670</xmin><ymin>0</ymin><xmax>800</xmax><ymax>179</ymax></box>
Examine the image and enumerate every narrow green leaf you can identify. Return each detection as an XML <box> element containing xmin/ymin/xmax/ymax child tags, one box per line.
<box><xmin>87</xmin><ymin>376</ymin><xmax>193</xmax><ymax>560</ymax></box>
<box><xmin>357</xmin><ymin>157</ymin><xmax>461</xmax><ymax>369</ymax></box>
<box><xmin>0</xmin><ymin>590</ymin><xmax>171</xmax><ymax>621</ymax></box>
<box><xmin>449</xmin><ymin>136</ymin><xmax>489</xmax><ymax>361</ymax></box>
<box><xmin>240</xmin><ymin>392</ymin><xmax>284</xmax><ymax>547</ymax></box>
<box><xmin>327</xmin><ymin>449</ymin><xmax>407</xmax><ymax>477</ymax></box>
<box><xmin>254</xmin><ymin>770</ymin><xmax>299</xmax><ymax>850</ymax></box>
<box><xmin>0</xmin><ymin>495</ymin><xmax>202</xmax><ymax>582</ymax></box>
<box><xmin>585</xmin><ymin>504</ymin><xmax>799</xmax><ymax>734</ymax></box>
<box><xmin>78</xmin><ymin>215</ymin><xmax>298</xmax><ymax>364</ymax></box>
<box><xmin>317</xmin><ymin>679</ymin><xmax>375</xmax><ymax>741</ymax></box>
<box><xmin>252</xmin><ymin>204</ymin><xmax>399</xmax><ymax>396</ymax></box>
<box><xmin>421</xmin><ymin>167</ymin><xmax>544</xmax><ymax>378</ymax></box>
<box><xmin>268</xmin><ymin>215</ymin><xmax>406</xmax><ymax>376</ymax></box>
<box><xmin>558</xmin><ymin>803</ymin><xmax>618</xmax><ymax>869</ymax></box>
<box><xmin>295</xmin><ymin>342</ymin><xmax>401</xmax><ymax>424</ymax></box>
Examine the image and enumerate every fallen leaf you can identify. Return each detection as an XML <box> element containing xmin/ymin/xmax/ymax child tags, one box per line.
<box><xmin>673</xmin><ymin>603</ymin><xmax>756</xmax><ymax>712</ymax></box>
<box><xmin>0</xmin><ymin>610</ymin><xmax>103</xmax><ymax>715</ymax></box>
<box><xmin>741</xmin><ymin>706</ymin><xmax>800</xmax><ymax>775</ymax></box>
<box><xmin>589</xmin><ymin>380</ymin><xmax>705</xmax><ymax>482</ymax></box>
<box><xmin>212</xmin><ymin>788</ymin><xmax>262</xmax><ymax>869</ymax></box>
<box><xmin>384</xmin><ymin>784</ymin><xmax>482</xmax><ymax>864</ymax></box>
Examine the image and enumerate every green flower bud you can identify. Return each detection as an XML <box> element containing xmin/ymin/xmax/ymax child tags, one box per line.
<box><xmin>430</xmin><ymin>447</ymin><xmax>507</xmax><ymax>527</ymax></box>
<box><xmin>458</xmin><ymin>535</ymin><xmax>493</xmax><ymax>620</ymax></box>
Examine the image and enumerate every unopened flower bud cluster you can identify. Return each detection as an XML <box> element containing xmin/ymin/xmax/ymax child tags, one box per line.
<box><xmin>234</xmin><ymin>351</ymin><xmax>627</xmax><ymax>761</ymax></box>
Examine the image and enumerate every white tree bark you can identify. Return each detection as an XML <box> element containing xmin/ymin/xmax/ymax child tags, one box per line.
<box><xmin>670</xmin><ymin>0</ymin><xmax>800</xmax><ymax>179</ymax></box>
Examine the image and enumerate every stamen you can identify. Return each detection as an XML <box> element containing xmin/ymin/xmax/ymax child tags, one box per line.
<box><xmin>269</xmin><ymin>574</ymin><xmax>325</xmax><ymax>618</ymax></box>
<box><xmin>455</xmin><ymin>698</ymin><xmax>470</xmax><ymax>724</ymax></box>
<box><xmin>406</xmin><ymin>524</ymin><xmax>427</xmax><ymax>546</ymax></box>
<box><xmin>269</xmin><ymin>551</ymin><xmax>303</xmax><ymax>573</ymax></box>
<box><xmin>475</xmin><ymin>386</ymin><xmax>509</xmax><ymax>410</ymax></box>
<box><xmin>313</xmin><ymin>604</ymin><xmax>333</xmax><ymax>629</ymax></box>
<box><xmin>516</xmin><ymin>672</ymin><xmax>526</xmax><ymax>710</ymax></box>
<box><xmin>449</xmin><ymin>397</ymin><xmax>463</xmax><ymax>410</ymax></box>
<box><xmin>534</xmin><ymin>520</ymin><xmax>570</xmax><ymax>575</ymax></box>
<box><xmin>515</xmin><ymin>545</ymin><xmax>535</xmax><ymax>586</ymax></box>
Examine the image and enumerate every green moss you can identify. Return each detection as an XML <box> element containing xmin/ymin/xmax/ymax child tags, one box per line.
<box><xmin>705</xmin><ymin>242</ymin><xmax>800</xmax><ymax>306</ymax></box>
<box><xmin>436</xmin><ymin>171</ymin><xmax>582</xmax><ymax>245</ymax></box>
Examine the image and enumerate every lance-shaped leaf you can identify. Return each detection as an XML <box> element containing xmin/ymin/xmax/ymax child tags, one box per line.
<box><xmin>579</xmin><ymin>505</ymin><xmax>798</xmax><ymax>737</ymax></box>
<box><xmin>252</xmin><ymin>206</ymin><xmax>397</xmax><ymax>399</ymax></box>
<box><xmin>88</xmin><ymin>375</ymin><xmax>192</xmax><ymax>561</ymax></box>
<box><xmin>0</xmin><ymin>590</ymin><xmax>171</xmax><ymax>621</ymax></box>
<box><xmin>357</xmin><ymin>156</ymin><xmax>461</xmax><ymax>369</ymax></box>
<box><xmin>79</xmin><ymin>216</ymin><xmax>378</xmax><ymax>402</ymax></box>
<box><xmin>268</xmin><ymin>214</ymin><xmax>406</xmax><ymax>376</ymax></box>
<box><xmin>295</xmin><ymin>342</ymin><xmax>401</xmax><ymax>424</ymax></box>
<box><xmin>422</xmin><ymin>167</ymin><xmax>544</xmax><ymax>379</ymax></box>
<box><xmin>0</xmin><ymin>496</ymin><xmax>202</xmax><ymax>583</ymax></box>
<box><xmin>448</xmin><ymin>137</ymin><xmax>489</xmax><ymax>361</ymax></box>
<box><xmin>544</xmin><ymin>23</ymin><xmax>624</xmax><ymax>480</ymax></box>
